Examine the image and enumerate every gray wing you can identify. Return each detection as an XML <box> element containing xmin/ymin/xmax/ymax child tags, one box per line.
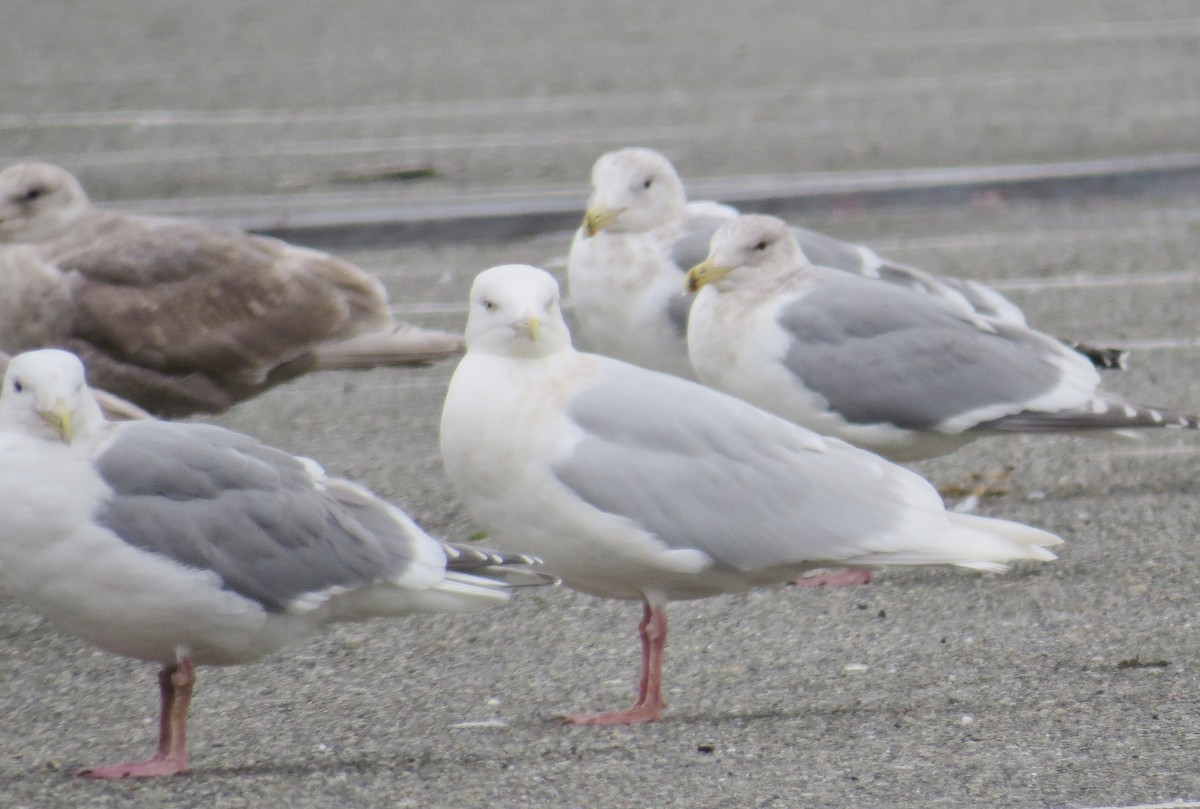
<box><xmin>670</xmin><ymin>213</ymin><xmax>730</xmax><ymax>271</ymax></box>
<box><xmin>662</xmin><ymin>212</ymin><xmax>729</xmax><ymax>338</ymax></box>
<box><xmin>789</xmin><ymin>226</ymin><xmax>1030</xmax><ymax>322</ymax></box>
<box><xmin>93</xmin><ymin>421</ymin><xmax>428</xmax><ymax>612</ymax></box>
<box><xmin>664</xmin><ymin>291</ymin><xmax>696</xmax><ymax>338</ymax></box>
<box><xmin>789</xmin><ymin>225</ymin><xmax>1127</xmax><ymax>371</ymax></box>
<box><xmin>777</xmin><ymin>273</ymin><xmax>1069</xmax><ymax>430</ymax></box>
<box><xmin>553</xmin><ymin>367</ymin><xmax>926</xmax><ymax>571</ymax></box>
<box><xmin>791</xmin><ymin>226</ymin><xmax>884</xmax><ymax>275</ymax></box>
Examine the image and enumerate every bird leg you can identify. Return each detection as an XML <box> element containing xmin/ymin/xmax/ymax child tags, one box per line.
<box><xmin>792</xmin><ymin>567</ymin><xmax>874</xmax><ymax>588</ymax></box>
<box><xmin>565</xmin><ymin>602</ymin><xmax>668</xmax><ymax>725</ymax></box>
<box><xmin>77</xmin><ymin>657</ymin><xmax>194</xmax><ymax>778</ymax></box>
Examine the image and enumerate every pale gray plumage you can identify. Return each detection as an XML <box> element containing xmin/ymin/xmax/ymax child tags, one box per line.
<box><xmin>441</xmin><ymin>264</ymin><xmax>1063</xmax><ymax>725</ymax></box>
<box><xmin>686</xmin><ymin>215</ymin><xmax>1195</xmax><ymax>461</ymax></box>
<box><xmin>93</xmin><ymin>421</ymin><xmax>432</xmax><ymax>613</ymax></box>
<box><xmin>0</xmin><ymin>348</ymin><xmax>544</xmax><ymax>777</ymax></box>
<box><xmin>0</xmin><ymin>162</ymin><xmax>464</xmax><ymax>417</ymax></box>
<box><xmin>569</xmin><ymin>147</ymin><xmax>1124</xmax><ymax>381</ymax></box>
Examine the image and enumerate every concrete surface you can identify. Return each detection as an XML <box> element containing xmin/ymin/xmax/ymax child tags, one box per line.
<box><xmin>1</xmin><ymin>2</ymin><xmax>1199</xmax><ymax>808</ymax></box>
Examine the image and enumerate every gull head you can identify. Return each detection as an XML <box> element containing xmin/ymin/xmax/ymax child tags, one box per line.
<box><xmin>0</xmin><ymin>349</ymin><xmax>104</xmax><ymax>444</ymax></box>
<box><xmin>685</xmin><ymin>214</ymin><xmax>805</xmax><ymax>293</ymax></box>
<box><xmin>0</xmin><ymin>163</ymin><xmax>92</xmax><ymax>243</ymax></box>
<box><xmin>582</xmin><ymin>148</ymin><xmax>687</xmax><ymax>237</ymax></box>
<box><xmin>465</xmin><ymin>265</ymin><xmax>573</xmax><ymax>358</ymax></box>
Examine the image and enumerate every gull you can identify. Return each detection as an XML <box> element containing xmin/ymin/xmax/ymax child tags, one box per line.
<box><xmin>440</xmin><ymin>264</ymin><xmax>1062</xmax><ymax>725</ymax></box>
<box><xmin>0</xmin><ymin>163</ymin><xmax>463</xmax><ymax>417</ymax></box>
<box><xmin>567</xmin><ymin>147</ymin><xmax>1124</xmax><ymax>380</ymax></box>
<box><xmin>685</xmin><ymin>214</ymin><xmax>1196</xmax><ymax>462</ymax></box>
<box><xmin>0</xmin><ymin>349</ymin><xmax>545</xmax><ymax>778</ymax></box>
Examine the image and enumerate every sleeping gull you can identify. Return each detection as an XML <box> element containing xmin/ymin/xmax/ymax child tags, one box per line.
<box><xmin>440</xmin><ymin>264</ymin><xmax>1062</xmax><ymax>725</ymax></box>
<box><xmin>0</xmin><ymin>349</ymin><xmax>545</xmax><ymax>778</ymax></box>
<box><xmin>0</xmin><ymin>163</ymin><xmax>463</xmax><ymax>417</ymax></box>
<box><xmin>567</xmin><ymin>147</ymin><xmax>1124</xmax><ymax>379</ymax></box>
<box><xmin>686</xmin><ymin>215</ymin><xmax>1197</xmax><ymax>462</ymax></box>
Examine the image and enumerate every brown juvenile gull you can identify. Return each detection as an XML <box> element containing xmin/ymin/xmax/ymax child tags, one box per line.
<box><xmin>0</xmin><ymin>162</ymin><xmax>463</xmax><ymax>417</ymax></box>
<box><xmin>567</xmin><ymin>147</ymin><xmax>1124</xmax><ymax>381</ymax></box>
<box><xmin>686</xmin><ymin>215</ymin><xmax>1197</xmax><ymax>462</ymax></box>
<box><xmin>0</xmin><ymin>348</ymin><xmax>547</xmax><ymax>778</ymax></box>
<box><xmin>440</xmin><ymin>264</ymin><xmax>1062</xmax><ymax>725</ymax></box>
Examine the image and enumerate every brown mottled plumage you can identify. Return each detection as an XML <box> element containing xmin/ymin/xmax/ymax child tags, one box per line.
<box><xmin>0</xmin><ymin>163</ymin><xmax>463</xmax><ymax>416</ymax></box>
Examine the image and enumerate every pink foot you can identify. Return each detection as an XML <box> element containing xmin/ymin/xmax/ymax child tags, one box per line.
<box><xmin>792</xmin><ymin>568</ymin><xmax>873</xmax><ymax>588</ymax></box>
<box><xmin>77</xmin><ymin>755</ymin><xmax>188</xmax><ymax>779</ymax></box>
<box><xmin>563</xmin><ymin>703</ymin><xmax>665</xmax><ymax>726</ymax></box>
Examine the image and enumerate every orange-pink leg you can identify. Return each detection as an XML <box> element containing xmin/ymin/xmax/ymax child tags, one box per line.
<box><xmin>793</xmin><ymin>568</ymin><xmax>873</xmax><ymax>588</ymax></box>
<box><xmin>77</xmin><ymin>657</ymin><xmax>194</xmax><ymax>778</ymax></box>
<box><xmin>566</xmin><ymin>602</ymin><xmax>668</xmax><ymax>725</ymax></box>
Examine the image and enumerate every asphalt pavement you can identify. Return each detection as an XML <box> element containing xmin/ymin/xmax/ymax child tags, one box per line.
<box><xmin>1</xmin><ymin>2</ymin><xmax>1199</xmax><ymax>807</ymax></box>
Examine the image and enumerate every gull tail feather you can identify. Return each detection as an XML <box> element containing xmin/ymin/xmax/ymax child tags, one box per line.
<box><xmin>314</xmin><ymin>322</ymin><xmax>465</xmax><ymax>369</ymax></box>
<box><xmin>982</xmin><ymin>397</ymin><xmax>1198</xmax><ymax>433</ymax></box>
<box><xmin>943</xmin><ymin>512</ymin><xmax>1063</xmax><ymax>572</ymax></box>
<box><xmin>840</xmin><ymin>513</ymin><xmax>1062</xmax><ymax>572</ymax></box>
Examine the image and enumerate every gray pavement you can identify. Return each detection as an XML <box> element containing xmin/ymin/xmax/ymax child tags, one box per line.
<box><xmin>2</xmin><ymin>2</ymin><xmax>1200</xmax><ymax>808</ymax></box>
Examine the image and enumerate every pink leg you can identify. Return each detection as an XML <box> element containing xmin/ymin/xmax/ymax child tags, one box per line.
<box><xmin>566</xmin><ymin>602</ymin><xmax>668</xmax><ymax>725</ymax></box>
<box><xmin>77</xmin><ymin>657</ymin><xmax>194</xmax><ymax>778</ymax></box>
<box><xmin>792</xmin><ymin>567</ymin><xmax>873</xmax><ymax>588</ymax></box>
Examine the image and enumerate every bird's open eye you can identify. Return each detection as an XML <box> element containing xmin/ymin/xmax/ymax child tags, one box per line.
<box><xmin>753</xmin><ymin>240</ymin><xmax>769</xmax><ymax>251</ymax></box>
<box><xmin>482</xmin><ymin>299</ymin><xmax>497</xmax><ymax>311</ymax></box>
<box><xmin>11</xmin><ymin>379</ymin><xmax>23</xmax><ymax>393</ymax></box>
<box><xmin>642</xmin><ymin>177</ymin><xmax>653</xmax><ymax>189</ymax></box>
<box><xmin>20</xmin><ymin>186</ymin><xmax>45</xmax><ymax>202</ymax></box>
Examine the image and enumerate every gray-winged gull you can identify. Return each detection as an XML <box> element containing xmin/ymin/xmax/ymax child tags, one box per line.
<box><xmin>685</xmin><ymin>215</ymin><xmax>1196</xmax><ymax>461</ymax></box>
<box><xmin>440</xmin><ymin>264</ymin><xmax>1062</xmax><ymax>725</ymax></box>
<box><xmin>0</xmin><ymin>349</ymin><xmax>545</xmax><ymax>778</ymax></box>
<box><xmin>0</xmin><ymin>163</ymin><xmax>464</xmax><ymax>417</ymax></box>
<box><xmin>567</xmin><ymin>147</ymin><xmax>1124</xmax><ymax>380</ymax></box>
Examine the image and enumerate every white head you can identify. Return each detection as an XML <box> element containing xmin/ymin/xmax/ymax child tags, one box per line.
<box><xmin>581</xmin><ymin>148</ymin><xmax>688</xmax><ymax>237</ymax></box>
<box><xmin>464</xmin><ymin>265</ymin><xmax>573</xmax><ymax>358</ymax></box>
<box><xmin>0</xmin><ymin>349</ymin><xmax>105</xmax><ymax>444</ymax></box>
<box><xmin>0</xmin><ymin>163</ymin><xmax>92</xmax><ymax>243</ymax></box>
<box><xmin>684</xmin><ymin>214</ymin><xmax>806</xmax><ymax>293</ymax></box>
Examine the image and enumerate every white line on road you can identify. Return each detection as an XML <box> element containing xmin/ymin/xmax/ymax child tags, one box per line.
<box><xmin>1056</xmin><ymin>801</ymin><xmax>1200</xmax><ymax>809</ymax></box>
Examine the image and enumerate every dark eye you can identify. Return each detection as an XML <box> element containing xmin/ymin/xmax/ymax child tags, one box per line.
<box><xmin>753</xmin><ymin>240</ymin><xmax>769</xmax><ymax>251</ymax></box>
<box><xmin>482</xmin><ymin>299</ymin><xmax>497</xmax><ymax>311</ymax></box>
<box><xmin>12</xmin><ymin>379</ymin><xmax>23</xmax><ymax>393</ymax></box>
<box><xmin>21</xmin><ymin>186</ymin><xmax>45</xmax><ymax>202</ymax></box>
<box><xmin>642</xmin><ymin>177</ymin><xmax>653</xmax><ymax>189</ymax></box>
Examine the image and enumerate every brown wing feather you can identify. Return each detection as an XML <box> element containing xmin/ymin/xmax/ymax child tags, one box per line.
<box><xmin>46</xmin><ymin>212</ymin><xmax>392</xmax><ymax>387</ymax></box>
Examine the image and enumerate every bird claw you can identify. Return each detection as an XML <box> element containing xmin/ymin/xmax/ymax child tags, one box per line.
<box><xmin>792</xmin><ymin>568</ymin><xmax>874</xmax><ymax>588</ymax></box>
<box><xmin>75</xmin><ymin>755</ymin><xmax>188</xmax><ymax>779</ymax></box>
<box><xmin>562</xmin><ymin>703</ymin><xmax>665</xmax><ymax>726</ymax></box>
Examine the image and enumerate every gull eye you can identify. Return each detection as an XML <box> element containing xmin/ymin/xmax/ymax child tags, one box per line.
<box><xmin>21</xmin><ymin>186</ymin><xmax>45</xmax><ymax>202</ymax></box>
<box><xmin>753</xmin><ymin>240</ymin><xmax>769</xmax><ymax>251</ymax></box>
<box><xmin>12</xmin><ymin>379</ymin><xmax>23</xmax><ymax>393</ymax></box>
<box><xmin>482</xmin><ymin>298</ymin><xmax>497</xmax><ymax>312</ymax></box>
<box><xmin>642</xmin><ymin>177</ymin><xmax>653</xmax><ymax>189</ymax></box>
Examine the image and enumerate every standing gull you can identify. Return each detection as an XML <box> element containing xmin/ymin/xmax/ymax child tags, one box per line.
<box><xmin>0</xmin><ymin>349</ymin><xmax>544</xmax><ymax>778</ymax></box>
<box><xmin>440</xmin><ymin>264</ymin><xmax>1062</xmax><ymax>725</ymax></box>
<box><xmin>567</xmin><ymin>147</ymin><xmax>1124</xmax><ymax>379</ymax></box>
<box><xmin>0</xmin><ymin>163</ymin><xmax>463</xmax><ymax>417</ymax></box>
<box><xmin>686</xmin><ymin>215</ymin><xmax>1197</xmax><ymax>462</ymax></box>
